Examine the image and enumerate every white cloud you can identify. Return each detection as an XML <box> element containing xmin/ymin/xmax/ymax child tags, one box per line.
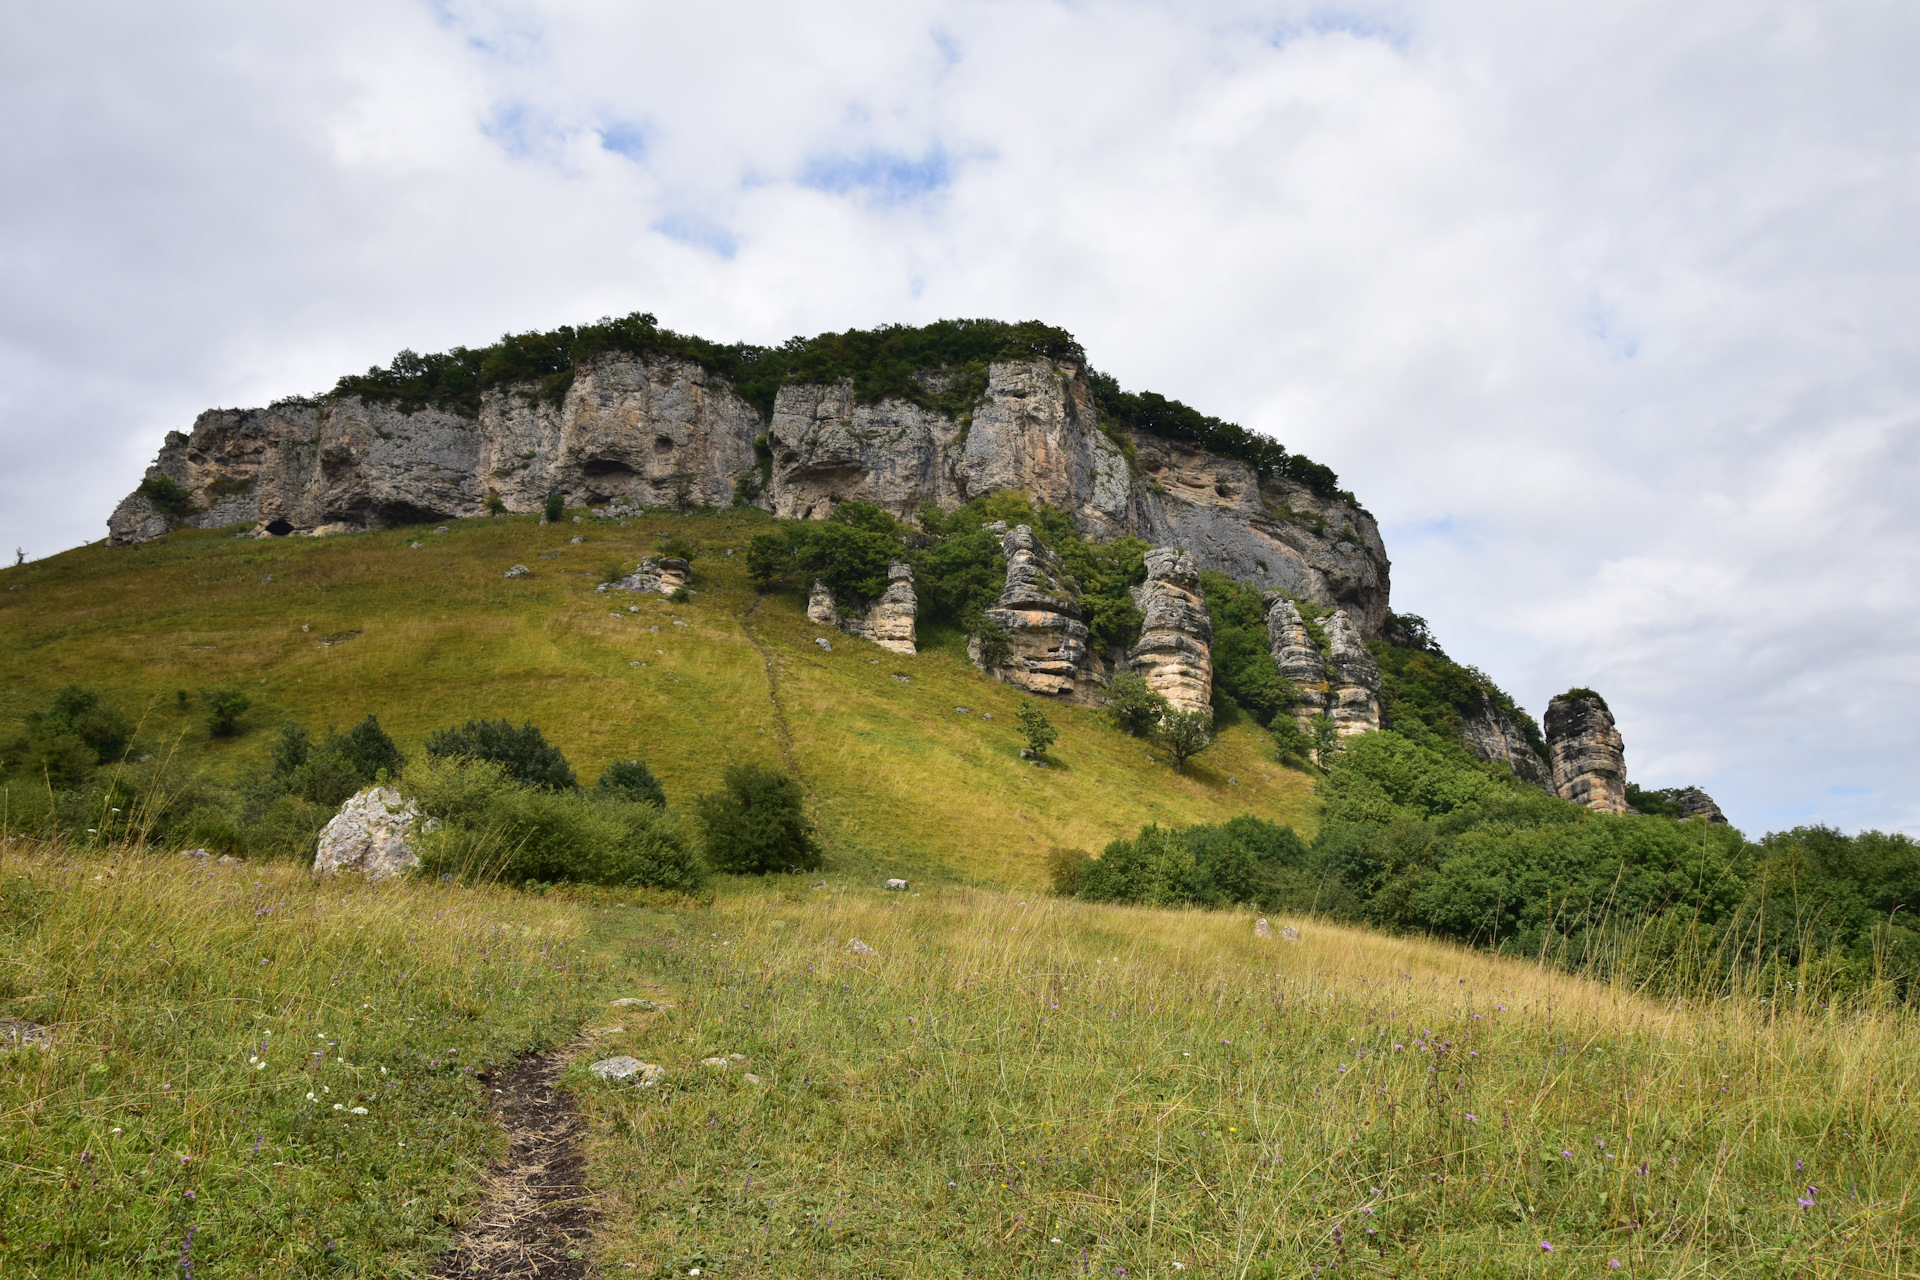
<box><xmin>3</xmin><ymin>0</ymin><xmax>1918</xmax><ymax>833</ymax></box>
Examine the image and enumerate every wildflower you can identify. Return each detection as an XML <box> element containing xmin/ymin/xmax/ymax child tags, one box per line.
<box><xmin>1561</xmin><ymin>1150</ymin><xmax>1574</xmax><ymax>1159</ymax></box>
<box><xmin>351</xmin><ymin>1107</ymin><xmax>368</xmax><ymax>1115</ymax></box>
<box><xmin>1465</xmin><ymin>1114</ymin><xmax>1478</xmax><ymax>1123</ymax></box>
<box><xmin>333</xmin><ymin>1103</ymin><xmax>345</xmax><ymax>1111</ymax></box>
<box><xmin>1051</xmin><ymin>1238</ymin><xmax>1063</xmax><ymax>1244</ymax></box>
<box><xmin>1796</xmin><ymin>1159</ymin><xmax>1804</xmax><ymax>1170</ymax></box>
<box><xmin>1610</xmin><ymin>1261</ymin><xmax>1622</xmax><ymax>1270</ymax></box>
<box><xmin>1539</xmin><ymin>1241</ymin><xmax>1554</xmax><ymax>1252</ymax></box>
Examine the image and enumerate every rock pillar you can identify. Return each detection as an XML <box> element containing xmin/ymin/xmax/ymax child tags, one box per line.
<box><xmin>1127</xmin><ymin>547</ymin><xmax>1213</xmax><ymax>717</ymax></box>
<box><xmin>1320</xmin><ymin>610</ymin><xmax>1381</xmax><ymax>738</ymax></box>
<box><xmin>974</xmin><ymin>526</ymin><xmax>1096</xmax><ymax>699</ymax></box>
<box><xmin>1545</xmin><ymin>692</ymin><xmax>1629</xmax><ymax>814</ymax></box>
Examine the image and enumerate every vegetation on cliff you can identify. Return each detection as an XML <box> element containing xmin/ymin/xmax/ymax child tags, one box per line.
<box><xmin>329</xmin><ymin>311</ymin><xmax>1344</xmax><ymax>496</ymax></box>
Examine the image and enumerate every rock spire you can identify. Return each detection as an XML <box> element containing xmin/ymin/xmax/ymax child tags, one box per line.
<box><xmin>1127</xmin><ymin>548</ymin><xmax>1214</xmax><ymax>717</ymax></box>
<box><xmin>1545</xmin><ymin>691</ymin><xmax>1629</xmax><ymax>814</ymax></box>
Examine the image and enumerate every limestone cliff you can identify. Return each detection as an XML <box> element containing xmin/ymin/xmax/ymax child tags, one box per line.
<box><xmin>109</xmin><ymin>352</ymin><xmax>1389</xmax><ymax>636</ymax></box>
<box><xmin>972</xmin><ymin>526</ymin><xmax>1100</xmax><ymax>701</ymax></box>
<box><xmin>1127</xmin><ymin>548</ymin><xmax>1214</xmax><ymax>717</ymax></box>
<box><xmin>1545</xmin><ymin>692</ymin><xmax>1630</xmax><ymax>814</ymax></box>
<box><xmin>1460</xmin><ymin>692</ymin><xmax>1553</xmax><ymax>788</ymax></box>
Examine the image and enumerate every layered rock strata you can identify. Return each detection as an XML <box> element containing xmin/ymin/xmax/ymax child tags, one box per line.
<box><xmin>111</xmin><ymin>354</ymin><xmax>1389</xmax><ymax>636</ymax></box>
<box><xmin>1127</xmin><ymin>548</ymin><xmax>1214</xmax><ymax>717</ymax></box>
<box><xmin>1319</xmin><ymin>611</ymin><xmax>1382</xmax><ymax>737</ymax></box>
<box><xmin>1264</xmin><ymin>597</ymin><xmax>1380</xmax><ymax>738</ymax></box>
<box><xmin>1460</xmin><ymin>693</ymin><xmax>1553</xmax><ymax>787</ymax></box>
<box><xmin>972</xmin><ymin>526</ymin><xmax>1100</xmax><ymax>701</ymax></box>
<box><xmin>1671</xmin><ymin>786</ymin><xmax>1728</xmax><ymax>824</ymax></box>
<box><xmin>1545</xmin><ymin>693</ymin><xmax>1630</xmax><ymax>814</ymax></box>
<box><xmin>812</xmin><ymin>562</ymin><xmax>919</xmax><ymax>655</ymax></box>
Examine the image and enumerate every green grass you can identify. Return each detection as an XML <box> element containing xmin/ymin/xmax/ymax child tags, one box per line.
<box><xmin>0</xmin><ymin>845</ymin><xmax>618</xmax><ymax>1277</ymax></box>
<box><xmin>0</xmin><ymin>511</ymin><xmax>1314</xmax><ymax>886</ymax></box>
<box><xmin>7</xmin><ymin>848</ymin><xmax>1919</xmax><ymax>1276</ymax></box>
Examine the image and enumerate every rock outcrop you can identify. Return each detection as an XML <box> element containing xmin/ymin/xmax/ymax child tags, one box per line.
<box><xmin>313</xmin><ymin>787</ymin><xmax>422</xmax><ymax>881</ymax></box>
<box><xmin>973</xmin><ymin>526</ymin><xmax>1100</xmax><ymax>701</ymax></box>
<box><xmin>1460</xmin><ymin>692</ymin><xmax>1553</xmax><ymax>787</ymax></box>
<box><xmin>597</xmin><ymin>556</ymin><xmax>689</xmax><ymax>596</ymax></box>
<box><xmin>1671</xmin><ymin>786</ymin><xmax>1728</xmax><ymax>824</ymax></box>
<box><xmin>1545</xmin><ymin>693</ymin><xmax>1630</xmax><ymax>814</ymax></box>
<box><xmin>1265</xmin><ymin>597</ymin><xmax>1328</xmax><ymax>722</ymax></box>
<box><xmin>843</xmin><ymin>562</ymin><xmax>918</xmax><ymax>655</ymax></box>
<box><xmin>1128</xmin><ymin>547</ymin><xmax>1214</xmax><ymax>717</ymax></box>
<box><xmin>806</xmin><ymin>562</ymin><xmax>919</xmax><ymax>655</ymax></box>
<box><xmin>109</xmin><ymin>353</ymin><xmax>1390</xmax><ymax>636</ymax></box>
<box><xmin>1320</xmin><ymin>611</ymin><xmax>1381</xmax><ymax>737</ymax></box>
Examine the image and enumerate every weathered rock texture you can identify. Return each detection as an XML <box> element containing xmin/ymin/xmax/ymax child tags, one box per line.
<box><xmin>973</xmin><ymin>526</ymin><xmax>1100</xmax><ymax>701</ymax></box>
<box><xmin>1460</xmin><ymin>694</ymin><xmax>1553</xmax><ymax>787</ymax></box>
<box><xmin>811</xmin><ymin>562</ymin><xmax>919</xmax><ymax>655</ymax></box>
<box><xmin>1265</xmin><ymin>597</ymin><xmax>1328</xmax><ymax>722</ymax></box>
<box><xmin>1671</xmin><ymin>787</ymin><xmax>1728</xmax><ymax>824</ymax></box>
<box><xmin>1264</xmin><ymin>597</ymin><xmax>1380</xmax><ymax>738</ymax></box>
<box><xmin>110</xmin><ymin>356</ymin><xmax>1390</xmax><ymax>636</ymax></box>
<box><xmin>313</xmin><ymin>787</ymin><xmax>422</xmax><ymax>881</ymax></box>
<box><xmin>1545</xmin><ymin>694</ymin><xmax>1630</xmax><ymax>814</ymax></box>
<box><xmin>1320</xmin><ymin>611</ymin><xmax>1381</xmax><ymax>738</ymax></box>
<box><xmin>596</xmin><ymin>556</ymin><xmax>688</xmax><ymax>597</ymax></box>
<box><xmin>1128</xmin><ymin>547</ymin><xmax>1214</xmax><ymax>717</ymax></box>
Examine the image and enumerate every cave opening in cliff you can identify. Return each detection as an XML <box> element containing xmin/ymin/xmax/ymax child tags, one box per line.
<box><xmin>265</xmin><ymin>518</ymin><xmax>293</xmax><ymax>536</ymax></box>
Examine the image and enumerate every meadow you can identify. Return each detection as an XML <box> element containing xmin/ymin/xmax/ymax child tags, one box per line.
<box><xmin>6</xmin><ymin>842</ymin><xmax>1917</xmax><ymax>1277</ymax></box>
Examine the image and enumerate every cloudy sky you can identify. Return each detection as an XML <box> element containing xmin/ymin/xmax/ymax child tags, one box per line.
<box><xmin>4</xmin><ymin>1</ymin><xmax>1917</xmax><ymax>834</ymax></box>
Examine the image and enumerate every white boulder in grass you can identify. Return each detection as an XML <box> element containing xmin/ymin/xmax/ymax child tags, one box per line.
<box><xmin>884</xmin><ymin>878</ymin><xmax>908</xmax><ymax>891</ymax></box>
<box><xmin>1254</xmin><ymin>918</ymin><xmax>1273</xmax><ymax>939</ymax></box>
<box><xmin>313</xmin><ymin>787</ymin><xmax>421</xmax><ymax>882</ymax></box>
<box><xmin>590</xmin><ymin>1057</ymin><xmax>666</xmax><ymax>1087</ymax></box>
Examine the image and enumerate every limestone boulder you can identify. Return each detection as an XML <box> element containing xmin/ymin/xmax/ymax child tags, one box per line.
<box><xmin>313</xmin><ymin>787</ymin><xmax>422</xmax><ymax>882</ymax></box>
<box><xmin>1128</xmin><ymin>547</ymin><xmax>1213</xmax><ymax>716</ymax></box>
<box><xmin>1545</xmin><ymin>693</ymin><xmax>1629</xmax><ymax>814</ymax></box>
<box><xmin>816</xmin><ymin>562</ymin><xmax>918</xmax><ymax>655</ymax></box>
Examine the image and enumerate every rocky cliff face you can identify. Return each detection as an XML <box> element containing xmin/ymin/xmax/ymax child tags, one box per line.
<box><xmin>1320</xmin><ymin>611</ymin><xmax>1382</xmax><ymax>738</ymax></box>
<box><xmin>1671</xmin><ymin>787</ymin><xmax>1728</xmax><ymax>824</ymax></box>
<box><xmin>1545</xmin><ymin>693</ymin><xmax>1630</xmax><ymax>814</ymax></box>
<box><xmin>110</xmin><ymin>355</ymin><xmax>1390</xmax><ymax>636</ymax></box>
<box><xmin>1128</xmin><ymin>548</ymin><xmax>1214</xmax><ymax>717</ymax></box>
<box><xmin>1460</xmin><ymin>692</ymin><xmax>1552</xmax><ymax>787</ymax></box>
<box><xmin>973</xmin><ymin>526</ymin><xmax>1100</xmax><ymax>701</ymax></box>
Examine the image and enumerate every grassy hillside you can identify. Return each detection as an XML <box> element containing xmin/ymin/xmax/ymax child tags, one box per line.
<box><xmin>0</xmin><ymin>512</ymin><xmax>1314</xmax><ymax>886</ymax></box>
<box><xmin>6</xmin><ymin>845</ymin><xmax>1916</xmax><ymax>1277</ymax></box>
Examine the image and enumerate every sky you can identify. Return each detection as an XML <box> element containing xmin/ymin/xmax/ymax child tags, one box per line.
<box><xmin>3</xmin><ymin>1</ymin><xmax>1918</xmax><ymax>835</ymax></box>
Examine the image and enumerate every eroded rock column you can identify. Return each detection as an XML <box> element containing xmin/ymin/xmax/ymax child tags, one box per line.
<box><xmin>1545</xmin><ymin>692</ymin><xmax>1629</xmax><ymax>814</ymax></box>
<box><xmin>1266</xmin><ymin>597</ymin><xmax>1328</xmax><ymax>724</ymax></box>
<box><xmin>1321</xmin><ymin>610</ymin><xmax>1381</xmax><ymax>737</ymax></box>
<box><xmin>853</xmin><ymin>562</ymin><xmax>918</xmax><ymax>656</ymax></box>
<box><xmin>1128</xmin><ymin>547</ymin><xmax>1213</xmax><ymax>717</ymax></box>
<box><xmin>974</xmin><ymin>526</ymin><xmax>1096</xmax><ymax>699</ymax></box>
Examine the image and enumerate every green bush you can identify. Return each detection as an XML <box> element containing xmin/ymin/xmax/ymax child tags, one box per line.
<box><xmin>265</xmin><ymin>716</ymin><xmax>405</xmax><ymax>807</ymax></box>
<box><xmin>409</xmin><ymin>757</ymin><xmax>704</xmax><ymax>892</ymax></box>
<box><xmin>1197</xmin><ymin>573</ymin><xmax>1296</xmax><ymax>726</ymax></box>
<box><xmin>971</xmin><ymin>618</ymin><xmax>1012</xmax><ymax>670</ymax></box>
<box><xmin>598</xmin><ymin>759</ymin><xmax>666</xmax><ymax>807</ymax></box>
<box><xmin>696</xmin><ymin>764</ymin><xmax>822</xmax><ymax>875</ymax></box>
<box><xmin>136</xmin><ymin>474</ymin><xmax>198</xmax><ymax>516</ymax></box>
<box><xmin>747</xmin><ymin>502</ymin><xmax>903</xmax><ymax>607</ymax></box>
<box><xmin>194</xmin><ymin>685</ymin><xmax>250</xmax><ymax>738</ymax></box>
<box><xmin>424</xmin><ymin>718</ymin><xmax>577</xmax><ymax>790</ymax></box>
<box><xmin>1154</xmin><ymin>709</ymin><xmax>1213</xmax><ymax>772</ymax></box>
<box><xmin>1015</xmin><ymin>701</ymin><xmax>1057</xmax><ymax>757</ymax></box>
<box><xmin>543</xmin><ymin>491</ymin><xmax>564</xmax><ymax>523</ymax></box>
<box><xmin>1074</xmin><ymin>816</ymin><xmax>1325</xmax><ymax>913</ymax></box>
<box><xmin>1103</xmin><ymin>671</ymin><xmax>1168</xmax><ymax>738</ymax></box>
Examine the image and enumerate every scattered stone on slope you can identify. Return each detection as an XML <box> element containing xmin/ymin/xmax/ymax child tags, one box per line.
<box><xmin>847</xmin><ymin>938</ymin><xmax>877</xmax><ymax>956</ymax></box>
<box><xmin>1128</xmin><ymin>546</ymin><xmax>1213</xmax><ymax>716</ymax></box>
<box><xmin>588</xmin><ymin>1057</ymin><xmax>666</xmax><ymax>1087</ymax></box>
<box><xmin>504</xmin><ymin>564</ymin><xmax>531</xmax><ymax>579</ymax></box>
<box><xmin>1545</xmin><ymin>692</ymin><xmax>1630</xmax><ymax>814</ymax></box>
<box><xmin>610</xmin><ymin>997</ymin><xmax>664</xmax><ymax>1011</ymax></box>
<box><xmin>973</xmin><ymin>525</ymin><xmax>1100</xmax><ymax>702</ymax></box>
<box><xmin>0</xmin><ymin>1019</ymin><xmax>52</xmax><ymax>1052</ymax></box>
<box><xmin>1255</xmin><ymin>918</ymin><xmax>1273</xmax><ymax>939</ymax></box>
<box><xmin>885</xmin><ymin>878</ymin><xmax>908</xmax><ymax>890</ymax></box>
<box><xmin>1320</xmin><ymin>610</ymin><xmax>1381</xmax><ymax>738</ymax></box>
<box><xmin>313</xmin><ymin>787</ymin><xmax>422</xmax><ymax>881</ymax></box>
<box><xmin>1280</xmin><ymin>925</ymin><xmax>1301</xmax><ymax>942</ymax></box>
<box><xmin>597</xmin><ymin>556</ymin><xmax>688</xmax><ymax>596</ymax></box>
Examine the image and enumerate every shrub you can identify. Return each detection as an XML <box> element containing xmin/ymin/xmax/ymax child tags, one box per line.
<box><xmin>1046</xmin><ymin>846</ymin><xmax>1091</xmax><ymax>896</ymax></box>
<box><xmin>657</xmin><ymin>534</ymin><xmax>697</xmax><ymax>562</ymax></box>
<box><xmin>200</xmin><ymin>685</ymin><xmax>252</xmax><ymax>738</ymax></box>
<box><xmin>696</xmin><ymin>764</ymin><xmax>822</xmax><ymax>875</ymax></box>
<box><xmin>264</xmin><ymin>716</ymin><xmax>403</xmax><ymax>807</ymax></box>
<box><xmin>410</xmin><ymin>757</ymin><xmax>704</xmax><ymax>892</ymax></box>
<box><xmin>1103</xmin><ymin>671</ymin><xmax>1167</xmax><ymax>738</ymax></box>
<box><xmin>597</xmin><ymin>759</ymin><xmax>666</xmax><ymax>807</ymax></box>
<box><xmin>424</xmin><ymin>718</ymin><xmax>577</xmax><ymax>790</ymax></box>
<box><xmin>543</xmin><ymin>491</ymin><xmax>564</xmax><ymax>523</ymax></box>
<box><xmin>1016</xmin><ymin>701</ymin><xmax>1058</xmax><ymax>757</ymax></box>
<box><xmin>485</xmin><ymin>494</ymin><xmax>507</xmax><ymax>516</ymax></box>
<box><xmin>137</xmin><ymin>475</ymin><xmax>198</xmax><ymax>516</ymax></box>
<box><xmin>971</xmin><ymin>617</ymin><xmax>1012</xmax><ymax>670</ymax></box>
<box><xmin>1270</xmin><ymin>716</ymin><xmax>1316</xmax><ymax>770</ymax></box>
<box><xmin>326</xmin><ymin>715</ymin><xmax>405</xmax><ymax>781</ymax></box>
<box><xmin>1155</xmin><ymin>709</ymin><xmax>1213</xmax><ymax>772</ymax></box>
